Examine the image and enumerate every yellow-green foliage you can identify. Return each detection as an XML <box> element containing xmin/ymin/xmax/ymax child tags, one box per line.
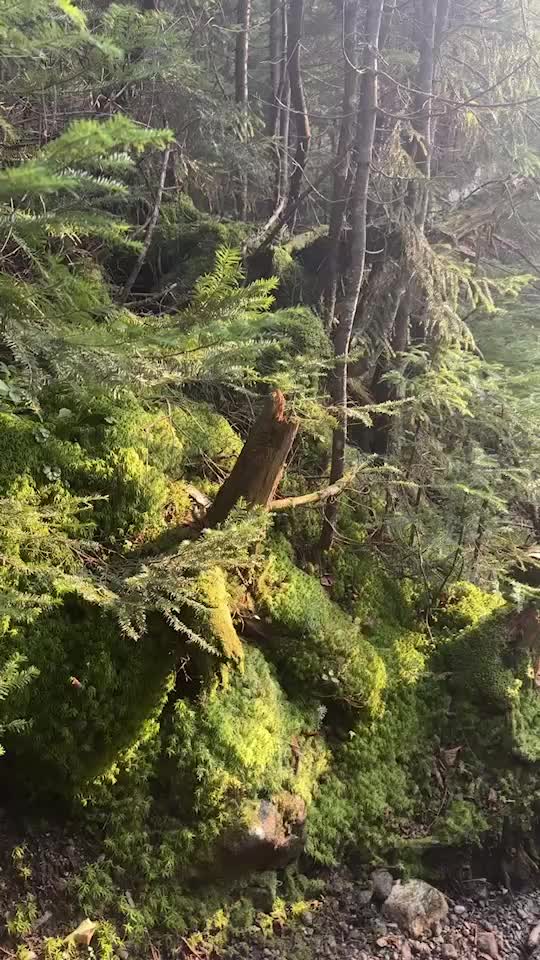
<box><xmin>73</xmin><ymin>647</ymin><xmax>326</xmax><ymax>936</ymax></box>
<box><xmin>308</xmin><ymin>686</ymin><xmax>434</xmax><ymax>863</ymax></box>
<box><xmin>145</xmin><ymin>196</ymin><xmax>249</xmax><ymax>296</ymax></box>
<box><xmin>4</xmin><ymin>596</ymin><xmax>175</xmax><ymax>795</ymax></box>
<box><xmin>445</xmin><ymin>610</ymin><xmax>520</xmax><ymax>708</ymax></box>
<box><xmin>0</xmin><ymin>390</ymin><xmax>241</xmax><ymax>543</ymax></box>
<box><xmin>257</xmin><ymin>544</ymin><xmax>387</xmax><ymax>717</ymax></box>
<box><xmin>170</xmin><ymin>402</ymin><xmax>242</xmax><ymax>473</ymax></box>
<box><xmin>194</xmin><ymin>567</ymin><xmax>243</xmax><ymax>661</ymax></box>
<box><xmin>434</xmin><ymin>581</ymin><xmax>506</xmax><ymax>633</ymax></box>
<box><xmin>165</xmin><ymin>647</ymin><xmax>327</xmax><ymax>820</ymax></box>
<box><xmin>433</xmin><ymin>798</ymin><xmax>489</xmax><ymax>847</ymax></box>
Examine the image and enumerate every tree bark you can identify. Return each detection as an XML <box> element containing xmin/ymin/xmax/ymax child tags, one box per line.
<box><xmin>282</xmin><ymin>0</ymin><xmax>310</xmax><ymax>226</ymax></box>
<box><xmin>235</xmin><ymin>0</ymin><xmax>252</xmax><ymax>219</ymax></box>
<box><xmin>324</xmin><ymin>0</ymin><xmax>360</xmax><ymax>327</ymax></box>
<box><xmin>406</xmin><ymin>0</ymin><xmax>438</xmax><ymax>229</ymax></box>
<box><xmin>321</xmin><ymin>0</ymin><xmax>385</xmax><ymax>550</ymax></box>
<box><xmin>205</xmin><ymin>390</ymin><xmax>298</xmax><ymax>527</ymax></box>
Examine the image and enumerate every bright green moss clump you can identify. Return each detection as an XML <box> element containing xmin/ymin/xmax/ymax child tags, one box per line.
<box><xmin>445</xmin><ymin>610</ymin><xmax>520</xmax><ymax>708</ymax></box>
<box><xmin>4</xmin><ymin>596</ymin><xmax>175</xmax><ymax>796</ymax></box>
<box><xmin>257</xmin><ymin>545</ymin><xmax>387</xmax><ymax>718</ymax></box>
<box><xmin>434</xmin><ymin>581</ymin><xmax>506</xmax><ymax>634</ymax></box>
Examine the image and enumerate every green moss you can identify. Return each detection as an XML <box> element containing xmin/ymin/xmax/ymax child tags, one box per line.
<box><xmin>171</xmin><ymin>402</ymin><xmax>242</xmax><ymax>474</ymax></box>
<box><xmin>308</xmin><ymin>685</ymin><xmax>435</xmax><ymax>864</ymax></box>
<box><xmin>194</xmin><ymin>567</ymin><xmax>243</xmax><ymax>662</ymax></box>
<box><xmin>0</xmin><ymin>391</ymin><xmax>241</xmax><ymax>542</ymax></box>
<box><xmin>434</xmin><ymin>581</ymin><xmax>506</xmax><ymax>633</ymax></box>
<box><xmin>147</xmin><ymin>197</ymin><xmax>249</xmax><ymax>297</ymax></box>
<box><xmin>433</xmin><ymin>798</ymin><xmax>489</xmax><ymax>847</ymax></box>
<box><xmin>5</xmin><ymin>596</ymin><xmax>175</xmax><ymax>795</ymax></box>
<box><xmin>445</xmin><ymin>610</ymin><xmax>520</xmax><ymax>708</ymax></box>
<box><xmin>257</xmin><ymin>546</ymin><xmax>387</xmax><ymax>718</ymax></box>
<box><xmin>164</xmin><ymin>647</ymin><xmax>326</xmax><ymax>822</ymax></box>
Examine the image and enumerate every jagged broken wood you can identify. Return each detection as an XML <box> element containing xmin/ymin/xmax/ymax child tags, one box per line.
<box><xmin>205</xmin><ymin>389</ymin><xmax>298</xmax><ymax>527</ymax></box>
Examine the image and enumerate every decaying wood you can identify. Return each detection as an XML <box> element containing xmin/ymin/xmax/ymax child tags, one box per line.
<box><xmin>205</xmin><ymin>390</ymin><xmax>298</xmax><ymax>527</ymax></box>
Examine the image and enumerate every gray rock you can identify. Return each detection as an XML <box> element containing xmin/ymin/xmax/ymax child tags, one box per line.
<box><xmin>476</xmin><ymin>931</ymin><xmax>499</xmax><ymax>959</ymax></box>
<box><xmin>371</xmin><ymin>868</ymin><xmax>394</xmax><ymax>902</ymax></box>
<box><xmin>357</xmin><ymin>887</ymin><xmax>373</xmax><ymax>905</ymax></box>
<box><xmin>441</xmin><ymin>945</ymin><xmax>457</xmax><ymax>959</ymax></box>
<box><xmin>382</xmin><ymin>880</ymin><xmax>448</xmax><ymax>938</ymax></box>
<box><xmin>410</xmin><ymin>942</ymin><xmax>431</xmax><ymax>956</ymax></box>
<box><xmin>453</xmin><ymin>904</ymin><xmax>467</xmax><ymax>915</ymax></box>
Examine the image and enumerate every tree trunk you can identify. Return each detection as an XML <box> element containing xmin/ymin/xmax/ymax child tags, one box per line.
<box><xmin>205</xmin><ymin>391</ymin><xmax>298</xmax><ymax>527</ymax></box>
<box><xmin>141</xmin><ymin>0</ymin><xmax>159</xmax><ymax>9</ymax></box>
<box><xmin>267</xmin><ymin>0</ymin><xmax>281</xmax><ymax>139</ymax></box>
<box><xmin>321</xmin><ymin>0</ymin><xmax>385</xmax><ymax>551</ymax></box>
<box><xmin>324</xmin><ymin>0</ymin><xmax>359</xmax><ymax>327</ymax></box>
<box><xmin>235</xmin><ymin>0</ymin><xmax>252</xmax><ymax>219</ymax></box>
<box><xmin>282</xmin><ymin>0</ymin><xmax>310</xmax><ymax>226</ymax></box>
<box><xmin>406</xmin><ymin>0</ymin><xmax>437</xmax><ymax>229</ymax></box>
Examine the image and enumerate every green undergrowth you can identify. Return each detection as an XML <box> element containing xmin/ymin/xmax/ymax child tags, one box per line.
<box><xmin>2</xmin><ymin>377</ymin><xmax>540</xmax><ymax>945</ymax></box>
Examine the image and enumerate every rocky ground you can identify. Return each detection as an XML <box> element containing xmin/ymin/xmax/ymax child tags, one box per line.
<box><xmin>224</xmin><ymin>871</ymin><xmax>540</xmax><ymax>960</ymax></box>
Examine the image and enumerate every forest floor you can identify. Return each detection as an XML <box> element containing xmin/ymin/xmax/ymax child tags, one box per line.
<box><xmin>224</xmin><ymin>870</ymin><xmax>539</xmax><ymax>960</ymax></box>
<box><xmin>0</xmin><ymin>809</ymin><xmax>539</xmax><ymax>960</ymax></box>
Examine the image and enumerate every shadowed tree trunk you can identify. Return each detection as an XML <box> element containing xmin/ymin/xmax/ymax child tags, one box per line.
<box><xmin>205</xmin><ymin>391</ymin><xmax>298</xmax><ymax>527</ymax></box>
<box><xmin>235</xmin><ymin>0</ymin><xmax>252</xmax><ymax>218</ymax></box>
<box><xmin>282</xmin><ymin>0</ymin><xmax>310</xmax><ymax>226</ymax></box>
<box><xmin>369</xmin><ymin>0</ymin><xmax>440</xmax><ymax>456</ymax></box>
<box><xmin>321</xmin><ymin>0</ymin><xmax>385</xmax><ymax>550</ymax></box>
<box><xmin>324</xmin><ymin>0</ymin><xmax>360</xmax><ymax>327</ymax></box>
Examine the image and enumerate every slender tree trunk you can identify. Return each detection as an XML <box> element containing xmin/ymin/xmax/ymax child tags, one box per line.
<box><xmin>141</xmin><ymin>0</ymin><xmax>159</xmax><ymax>9</ymax></box>
<box><xmin>368</xmin><ymin>0</ymin><xmax>439</xmax><ymax>456</ymax></box>
<box><xmin>282</xmin><ymin>0</ymin><xmax>310</xmax><ymax>225</ymax></box>
<box><xmin>268</xmin><ymin>0</ymin><xmax>281</xmax><ymax>138</ymax></box>
<box><xmin>321</xmin><ymin>0</ymin><xmax>385</xmax><ymax>551</ymax></box>
<box><xmin>324</xmin><ymin>0</ymin><xmax>359</xmax><ymax>327</ymax></box>
<box><xmin>120</xmin><ymin>146</ymin><xmax>170</xmax><ymax>303</ymax></box>
<box><xmin>235</xmin><ymin>0</ymin><xmax>252</xmax><ymax>219</ymax></box>
<box><xmin>406</xmin><ymin>0</ymin><xmax>437</xmax><ymax>229</ymax></box>
<box><xmin>205</xmin><ymin>391</ymin><xmax>298</xmax><ymax>527</ymax></box>
<box><xmin>267</xmin><ymin>0</ymin><xmax>290</xmax><ymax>210</ymax></box>
<box><xmin>277</xmin><ymin>1</ymin><xmax>291</xmax><ymax>204</ymax></box>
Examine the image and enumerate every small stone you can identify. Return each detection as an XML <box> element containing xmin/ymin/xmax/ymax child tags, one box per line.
<box><xmin>372</xmin><ymin>869</ymin><xmax>394</xmax><ymax>903</ymax></box>
<box><xmin>441</xmin><ymin>945</ymin><xmax>457</xmax><ymax>959</ymax></box>
<box><xmin>476</xmin><ymin>931</ymin><xmax>499</xmax><ymax>960</ymax></box>
<box><xmin>401</xmin><ymin>942</ymin><xmax>412</xmax><ymax>960</ymax></box>
<box><xmin>453</xmin><ymin>905</ymin><xmax>467</xmax><ymax>916</ymax></box>
<box><xmin>358</xmin><ymin>887</ymin><xmax>374</xmax><ymax>905</ymax></box>
<box><xmin>116</xmin><ymin>949</ymin><xmax>129</xmax><ymax>960</ymax></box>
<box><xmin>303</xmin><ymin>911</ymin><xmax>314</xmax><ymax>926</ymax></box>
<box><xmin>410</xmin><ymin>942</ymin><xmax>430</xmax><ymax>956</ymax></box>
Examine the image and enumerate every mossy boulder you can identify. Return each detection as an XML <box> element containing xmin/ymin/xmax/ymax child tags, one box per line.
<box><xmin>3</xmin><ymin>596</ymin><xmax>175</xmax><ymax>797</ymax></box>
<box><xmin>0</xmin><ymin>390</ymin><xmax>241</xmax><ymax>541</ymax></box>
<box><xmin>257</xmin><ymin>546</ymin><xmax>387</xmax><ymax>718</ymax></box>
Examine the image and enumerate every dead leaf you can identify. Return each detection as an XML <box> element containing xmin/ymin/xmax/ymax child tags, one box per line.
<box><xmin>65</xmin><ymin>918</ymin><xmax>98</xmax><ymax>947</ymax></box>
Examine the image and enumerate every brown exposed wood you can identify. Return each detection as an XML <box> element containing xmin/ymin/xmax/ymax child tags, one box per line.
<box><xmin>205</xmin><ymin>390</ymin><xmax>298</xmax><ymax>527</ymax></box>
